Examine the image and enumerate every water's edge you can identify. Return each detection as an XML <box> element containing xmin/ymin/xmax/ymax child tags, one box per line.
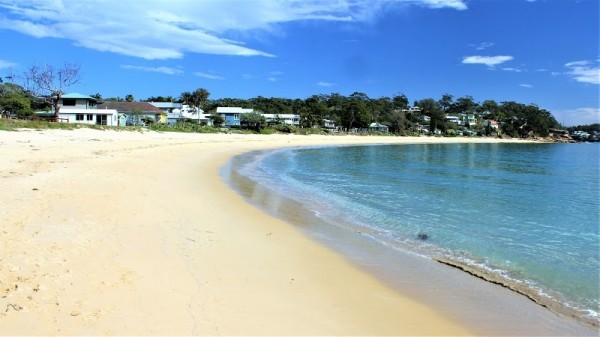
<box><xmin>220</xmin><ymin>146</ymin><xmax>598</xmax><ymax>334</ymax></box>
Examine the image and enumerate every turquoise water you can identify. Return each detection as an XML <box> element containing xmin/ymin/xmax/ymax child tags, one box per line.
<box><xmin>233</xmin><ymin>142</ymin><xmax>599</xmax><ymax>321</ymax></box>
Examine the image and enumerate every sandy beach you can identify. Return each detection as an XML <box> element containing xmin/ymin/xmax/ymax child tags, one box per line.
<box><xmin>0</xmin><ymin>129</ymin><xmax>595</xmax><ymax>336</ymax></box>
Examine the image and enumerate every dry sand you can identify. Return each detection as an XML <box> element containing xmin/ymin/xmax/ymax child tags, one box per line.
<box><xmin>0</xmin><ymin>128</ymin><xmax>593</xmax><ymax>335</ymax></box>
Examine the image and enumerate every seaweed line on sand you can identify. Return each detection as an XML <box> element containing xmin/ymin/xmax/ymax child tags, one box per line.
<box><xmin>435</xmin><ymin>258</ymin><xmax>599</xmax><ymax>330</ymax></box>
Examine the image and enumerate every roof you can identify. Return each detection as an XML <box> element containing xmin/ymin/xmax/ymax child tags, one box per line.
<box><xmin>216</xmin><ymin>107</ymin><xmax>254</xmax><ymax>114</ymax></box>
<box><xmin>149</xmin><ymin>102</ymin><xmax>182</xmax><ymax>109</ymax></box>
<box><xmin>62</xmin><ymin>92</ymin><xmax>97</xmax><ymax>100</ymax></box>
<box><xmin>97</xmin><ymin>101</ymin><xmax>164</xmax><ymax>114</ymax></box>
<box><xmin>369</xmin><ymin>122</ymin><xmax>389</xmax><ymax>128</ymax></box>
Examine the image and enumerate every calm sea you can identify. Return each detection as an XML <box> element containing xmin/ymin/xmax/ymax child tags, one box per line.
<box><xmin>228</xmin><ymin>142</ymin><xmax>599</xmax><ymax>323</ymax></box>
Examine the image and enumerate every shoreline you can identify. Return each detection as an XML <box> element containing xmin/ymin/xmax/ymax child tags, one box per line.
<box><xmin>224</xmin><ymin>145</ymin><xmax>598</xmax><ymax>335</ymax></box>
<box><xmin>0</xmin><ymin>129</ymin><xmax>595</xmax><ymax>335</ymax></box>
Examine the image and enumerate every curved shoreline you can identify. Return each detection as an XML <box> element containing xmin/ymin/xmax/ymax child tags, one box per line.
<box><xmin>224</xmin><ymin>141</ymin><xmax>598</xmax><ymax>335</ymax></box>
<box><xmin>1</xmin><ymin>129</ymin><xmax>595</xmax><ymax>335</ymax></box>
<box><xmin>225</xmin><ymin>142</ymin><xmax>599</xmax><ymax>329</ymax></box>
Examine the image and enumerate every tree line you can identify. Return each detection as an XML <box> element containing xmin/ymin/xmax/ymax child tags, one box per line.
<box><xmin>0</xmin><ymin>62</ymin><xmax>566</xmax><ymax>137</ymax></box>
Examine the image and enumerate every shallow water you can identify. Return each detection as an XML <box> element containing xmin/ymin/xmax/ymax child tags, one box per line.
<box><xmin>226</xmin><ymin>142</ymin><xmax>600</xmax><ymax>326</ymax></box>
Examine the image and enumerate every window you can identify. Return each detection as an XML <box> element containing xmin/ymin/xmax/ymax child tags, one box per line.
<box><xmin>87</xmin><ymin>114</ymin><xmax>93</xmax><ymax>121</ymax></box>
<box><xmin>63</xmin><ymin>99</ymin><xmax>76</xmax><ymax>106</ymax></box>
<box><xmin>234</xmin><ymin>114</ymin><xmax>240</xmax><ymax>120</ymax></box>
<box><xmin>76</xmin><ymin>114</ymin><xmax>84</xmax><ymax>121</ymax></box>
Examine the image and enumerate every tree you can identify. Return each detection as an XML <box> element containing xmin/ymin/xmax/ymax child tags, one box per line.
<box><xmin>21</xmin><ymin>62</ymin><xmax>81</xmax><ymax>121</ymax></box>
<box><xmin>302</xmin><ymin>95</ymin><xmax>327</xmax><ymax>128</ymax></box>
<box><xmin>388</xmin><ymin>110</ymin><xmax>408</xmax><ymax>134</ymax></box>
<box><xmin>392</xmin><ymin>93</ymin><xmax>409</xmax><ymax>110</ymax></box>
<box><xmin>209</xmin><ymin>114</ymin><xmax>225</xmax><ymax>127</ymax></box>
<box><xmin>416</xmin><ymin>98</ymin><xmax>444</xmax><ymax>133</ymax></box>
<box><xmin>192</xmin><ymin>88</ymin><xmax>210</xmax><ymax>111</ymax></box>
<box><xmin>125</xmin><ymin>94</ymin><xmax>135</xmax><ymax>102</ymax></box>
<box><xmin>240</xmin><ymin>112</ymin><xmax>266</xmax><ymax>131</ymax></box>
<box><xmin>0</xmin><ymin>83</ymin><xmax>31</xmax><ymax>118</ymax></box>
<box><xmin>479</xmin><ymin>99</ymin><xmax>498</xmax><ymax>116</ymax></box>
<box><xmin>438</xmin><ymin>93</ymin><xmax>453</xmax><ymax>113</ymax></box>
<box><xmin>179</xmin><ymin>91</ymin><xmax>193</xmax><ymax>105</ymax></box>
<box><xmin>452</xmin><ymin>95</ymin><xmax>478</xmax><ymax>114</ymax></box>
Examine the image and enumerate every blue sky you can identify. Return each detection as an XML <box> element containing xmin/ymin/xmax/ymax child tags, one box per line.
<box><xmin>0</xmin><ymin>0</ymin><xmax>598</xmax><ymax>125</ymax></box>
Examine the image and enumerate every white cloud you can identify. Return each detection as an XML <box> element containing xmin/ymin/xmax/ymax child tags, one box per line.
<box><xmin>472</xmin><ymin>42</ymin><xmax>494</xmax><ymax>50</ymax></box>
<box><xmin>0</xmin><ymin>59</ymin><xmax>17</xmax><ymax>69</ymax></box>
<box><xmin>519</xmin><ymin>83</ymin><xmax>533</xmax><ymax>88</ymax></box>
<box><xmin>564</xmin><ymin>60</ymin><xmax>600</xmax><ymax>85</ymax></box>
<box><xmin>267</xmin><ymin>77</ymin><xmax>278</xmax><ymax>82</ymax></box>
<box><xmin>316</xmin><ymin>81</ymin><xmax>336</xmax><ymax>87</ymax></box>
<box><xmin>502</xmin><ymin>67</ymin><xmax>524</xmax><ymax>73</ymax></box>
<box><xmin>553</xmin><ymin>107</ymin><xmax>600</xmax><ymax>126</ymax></box>
<box><xmin>462</xmin><ymin>55</ymin><xmax>514</xmax><ymax>67</ymax></box>
<box><xmin>0</xmin><ymin>0</ymin><xmax>467</xmax><ymax>60</ymax></box>
<box><xmin>193</xmin><ymin>72</ymin><xmax>225</xmax><ymax>80</ymax></box>
<box><xmin>422</xmin><ymin>0</ymin><xmax>467</xmax><ymax>10</ymax></box>
<box><xmin>121</xmin><ymin>65</ymin><xmax>183</xmax><ymax>75</ymax></box>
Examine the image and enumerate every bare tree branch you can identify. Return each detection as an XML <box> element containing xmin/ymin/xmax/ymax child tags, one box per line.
<box><xmin>21</xmin><ymin>62</ymin><xmax>81</xmax><ymax>121</ymax></box>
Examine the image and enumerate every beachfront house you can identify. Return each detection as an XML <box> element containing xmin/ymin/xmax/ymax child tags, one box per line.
<box><xmin>149</xmin><ymin>102</ymin><xmax>212</xmax><ymax>125</ymax></box>
<box><xmin>215</xmin><ymin>107</ymin><xmax>254</xmax><ymax>127</ymax></box>
<box><xmin>445</xmin><ymin>115</ymin><xmax>462</xmax><ymax>125</ymax></box>
<box><xmin>37</xmin><ymin>93</ymin><xmax>120</xmax><ymax>126</ymax></box>
<box><xmin>98</xmin><ymin>101</ymin><xmax>166</xmax><ymax>126</ymax></box>
<box><xmin>262</xmin><ymin>113</ymin><xmax>300</xmax><ymax>126</ymax></box>
<box><xmin>459</xmin><ymin>113</ymin><xmax>477</xmax><ymax>126</ymax></box>
<box><xmin>368</xmin><ymin>122</ymin><xmax>389</xmax><ymax>132</ymax></box>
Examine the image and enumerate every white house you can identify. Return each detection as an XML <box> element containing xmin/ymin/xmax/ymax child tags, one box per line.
<box><xmin>445</xmin><ymin>115</ymin><xmax>461</xmax><ymax>125</ymax></box>
<box><xmin>459</xmin><ymin>113</ymin><xmax>477</xmax><ymax>126</ymax></box>
<box><xmin>50</xmin><ymin>93</ymin><xmax>119</xmax><ymax>126</ymax></box>
<box><xmin>262</xmin><ymin>113</ymin><xmax>300</xmax><ymax>126</ymax></box>
<box><xmin>149</xmin><ymin>102</ymin><xmax>211</xmax><ymax>124</ymax></box>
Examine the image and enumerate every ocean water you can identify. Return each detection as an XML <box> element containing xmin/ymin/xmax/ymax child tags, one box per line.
<box><xmin>228</xmin><ymin>142</ymin><xmax>599</xmax><ymax>323</ymax></box>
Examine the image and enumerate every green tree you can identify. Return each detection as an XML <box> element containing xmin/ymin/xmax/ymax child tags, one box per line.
<box><xmin>416</xmin><ymin>98</ymin><xmax>444</xmax><ymax>133</ymax></box>
<box><xmin>192</xmin><ymin>88</ymin><xmax>210</xmax><ymax>111</ymax></box>
<box><xmin>0</xmin><ymin>83</ymin><xmax>31</xmax><ymax>118</ymax></box>
<box><xmin>340</xmin><ymin>95</ymin><xmax>371</xmax><ymax>130</ymax></box>
<box><xmin>388</xmin><ymin>110</ymin><xmax>408</xmax><ymax>134</ymax></box>
<box><xmin>392</xmin><ymin>93</ymin><xmax>409</xmax><ymax>110</ymax></box>
<box><xmin>479</xmin><ymin>99</ymin><xmax>499</xmax><ymax>116</ymax></box>
<box><xmin>438</xmin><ymin>93</ymin><xmax>453</xmax><ymax>113</ymax></box>
<box><xmin>209</xmin><ymin>114</ymin><xmax>225</xmax><ymax>127</ymax></box>
<box><xmin>125</xmin><ymin>94</ymin><xmax>135</xmax><ymax>102</ymax></box>
<box><xmin>240</xmin><ymin>112</ymin><xmax>266</xmax><ymax>131</ymax></box>
<box><xmin>452</xmin><ymin>95</ymin><xmax>478</xmax><ymax>114</ymax></box>
<box><xmin>302</xmin><ymin>95</ymin><xmax>327</xmax><ymax>128</ymax></box>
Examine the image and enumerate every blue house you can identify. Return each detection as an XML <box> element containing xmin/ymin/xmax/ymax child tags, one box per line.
<box><xmin>215</xmin><ymin>107</ymin><xmax>254</xmax><ymax>127</ymax></box>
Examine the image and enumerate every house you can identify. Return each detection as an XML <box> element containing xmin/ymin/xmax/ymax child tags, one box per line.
<box><xmin>402</xmin><ymin>106</ymin><xmax>422</xmax><ymax>114</ymax></box>
<box><xmin>262</xmin><ymin>114</ymin><xmax>300</xmax><ymax>126</ymax></box>
<box><xmin>149</xmin><ymin>102</ymin><xmax>212</xmax><ymax>125</ymax></box>
<box><xmin>97</xmin><ymin>101</ymin><xmax>166</xmax><ymax>126</ymax></box>
<box><xmin>369</xmin><ymin>122</ymin><xmax>389</xmax><ymax>132</ymax></box>
<box><xmin>459</xmin><ymin>113</ymin><xmax>477</xmax><ymax>126</ymax></box>
<box><xmin>483</xmin><ymin>119</ymin><xmax>499</xmax><ymax>130</ymax></box>
<box><xmin>215</xmin><ymin>107</ymin><xmax>254</xmax><ymax>127</ymax></box>
<box><xmin>38</xmin><ymin>93</ymin><xmax>120</xmax><ymax>126</ymax></box>
<box><xmin>445</xmin><ymin>115</ymin><xmax>461</xmax><ymax>125</ymax></box>
<box><xmin>323</xmin><ymin>119</ymin><xmax>337</xmax><ymax>130</ymax></box>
